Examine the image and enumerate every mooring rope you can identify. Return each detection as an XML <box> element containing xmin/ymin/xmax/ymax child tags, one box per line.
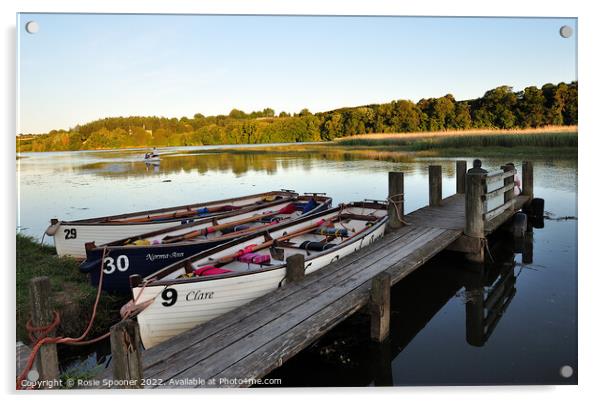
<box><xmin>386</xmin><ymin>192</ymin><xmax>409</xmax><ymax>226</ymax></box>
<box><xmin>16</xmin><ymin>246</ymin><xmax>113</xmax><ymax>389</ymax></box>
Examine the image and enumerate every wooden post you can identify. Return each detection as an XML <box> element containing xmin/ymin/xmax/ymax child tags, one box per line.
<box><xmin>522</xmin><ymin>161</ymin><xmax>533</xmax><ymax>198</ymax></box>
<box><xmin>501</xmin><ymin>163</ymin><xmax>516</xmax><ymax>203</ymax></box>
<box><xmin>110</xmin><ymin>319</ymin><xmax>143</xmax><ymax>389</ymax></box>
<box><xmin>465</xmin><ymin>160</ymin><xmax>488</xmax><ymax>263</ymax></box>
<box><xmin>285</xmin><ymin>254</ymin><xmax>305</xmax><ymax>283</ymax></box>
<box><xmin>465</xmin><ymin>170</ymin><xmax>487</xmax><ymax>238</ymax></box>
<box><xmin>387</xmin><ymin>172</ymin><xmax>404</xmax><ymax>230</ymax></box>
<box><xmin>456</xmin><ymin>160</ymin><xmax>467</xmax><ymax>194</ymax></box>
<box><xmin>369</xmin><ymin>272</ymin><xmax>391</xmax><ymax>342</ymax></box>
<box><xmin>428</xmin><ymin>165</ymin><xmax>442</xmax><ymax>207</ymax></box>
<box><xmin>29</xmin><ymin>277</ymin><xmax>59</xmax><ymax>384</ymax></box>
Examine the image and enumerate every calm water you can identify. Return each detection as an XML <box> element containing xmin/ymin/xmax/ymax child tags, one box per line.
<box><xmin>16</xmin><ymin>145</ymin><xmax>577</xmax><ymax>385</ymax></box>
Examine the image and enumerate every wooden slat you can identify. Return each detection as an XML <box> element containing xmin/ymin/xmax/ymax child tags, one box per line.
<box><xmin>485</xmin><ymin>183</ymin><xmax>514</xmax><ymax>200</ymax></box>
<box><xmin>484</xmin><ymin>199</ymin><xmax>515</xmax><ymax>221</ymax></box>
<box><xmin>485</xmin><ymin>169</ymin><xmax>516</xmax><ymax>185</ymax></box>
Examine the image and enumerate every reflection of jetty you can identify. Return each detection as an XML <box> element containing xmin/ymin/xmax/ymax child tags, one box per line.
<box><xmin>100</xmin><ymin>160</ymin><xmax>535</xmax><ymax>388</ymax></box>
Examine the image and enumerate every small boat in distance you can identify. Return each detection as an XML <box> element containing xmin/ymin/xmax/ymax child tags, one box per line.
<box><xmin>45</xmin><ymin>190</ymin><xmax>299</xmax><ymax>259</ymax></box>
<box><xmin>144</xmin><ymin>148</ymin><xmax>160</xmax><ymax>163</ymax></box>
<box><xmin>124</xmin><ymin>201</ymin><xmax>388</xmax><ymax>348</ymax></box>
<box><xmin>80</xmin><ymin>194</ymin><xmax>332</xmax><ymax>293</ymax></box>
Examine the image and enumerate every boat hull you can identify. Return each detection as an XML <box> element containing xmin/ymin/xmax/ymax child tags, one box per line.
<box><xmin>80</xmin><ymin>197</ymin><xmax>331</xmax><ymax>293</ymax></box>
<box><xmin>49</xmin><ymin>191</ymin><xmax>297</xmax><ymax>259</ymax></box>
<box><xmin>132</xmin><ymin>206</ymin><xmax>387</xmax><ymax>348</ymax></box>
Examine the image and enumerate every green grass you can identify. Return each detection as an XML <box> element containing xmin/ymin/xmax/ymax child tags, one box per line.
<box><xmin>16</xmin><ymin>234</ymin><xmax>126</xmax><ymax>343</ymax></box>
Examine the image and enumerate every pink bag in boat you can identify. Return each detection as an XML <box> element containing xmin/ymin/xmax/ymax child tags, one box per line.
<box><xmin>193</xmin><ymin>265</ymin><xmax>233</xmax><ymax>276</ymax></box>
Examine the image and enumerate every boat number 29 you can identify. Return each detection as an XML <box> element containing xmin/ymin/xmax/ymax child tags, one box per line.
<box><xmin>64</xmin><ymin>228</ymin><xmax>77</xmax><ymax>239</ymax></box>
<box><xmin>103</xmin><ymin>255</ymin><xmax>130</xmax><ymax>274</ymax></box>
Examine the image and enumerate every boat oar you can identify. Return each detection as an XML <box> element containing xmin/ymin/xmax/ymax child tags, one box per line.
<box><xmin>161</xmin><ymin>203</ymin><xmax>298</xmax><ymax>244</ymax></box>
<box><xmin>215</xmin><ymin>218</ymin><xmax>332</xmax><ymax>265</ymax></box>
<box><xmin>105</xmin><ymin>205</ymin><xmax>241</xmax><ymax>224</ymax></box>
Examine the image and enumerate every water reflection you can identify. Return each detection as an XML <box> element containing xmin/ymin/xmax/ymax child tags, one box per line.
<box><xmin>265</xmin><ymin>228</ymin><xmax>538</xmax><ymax>387</ymax></box>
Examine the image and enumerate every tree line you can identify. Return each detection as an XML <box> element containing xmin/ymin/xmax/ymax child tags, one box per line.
<box><xmin>17</xmin><ymin>81</ymin><xmax>577</xmax><ymax>152</ymax></box>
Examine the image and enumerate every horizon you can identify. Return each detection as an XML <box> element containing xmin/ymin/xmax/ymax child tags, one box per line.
<box><xmin>18</xmin><ymin>14</ymin><xmax>577</xmax><ymax>134</ymax></box>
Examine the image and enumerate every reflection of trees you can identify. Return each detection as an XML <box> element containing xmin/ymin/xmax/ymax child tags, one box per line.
<box><xmin>74</xmin><ymin>149</ymin><xmax>415</xmax><ymax>179</ymax></box>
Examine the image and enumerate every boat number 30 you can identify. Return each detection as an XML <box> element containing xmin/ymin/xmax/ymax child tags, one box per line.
<box><xmin>102</xmin><ymin>255</ymin><xmax>130</xmax><ymax>274</ymax></box>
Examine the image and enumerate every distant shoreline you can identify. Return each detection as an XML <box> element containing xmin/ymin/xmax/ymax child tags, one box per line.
<box><xmin>17</xmin><ymin>126</ymin><xmax>577</xmax><ymax>154</ymax></box>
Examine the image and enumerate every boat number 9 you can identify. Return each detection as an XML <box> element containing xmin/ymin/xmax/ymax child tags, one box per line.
<box><xmin>103</xmin><ymin>255</ymin><xmax>130</xmax><ymax>274</ymax></box>
<box><xmin>161</xmin><ymin>288</ymin><xmax>178</xmax><ymax>307</ymax></box>
<box><xmin>64</xmin><ymin>228</ymin><xmax>77</xmax><ymax>240</ymax></box>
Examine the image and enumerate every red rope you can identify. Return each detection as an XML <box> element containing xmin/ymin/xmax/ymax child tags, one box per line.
<box><xmin>16</xmin><ymin>247</ymin><xmax>110</xmax><ymax>390</ymax></box>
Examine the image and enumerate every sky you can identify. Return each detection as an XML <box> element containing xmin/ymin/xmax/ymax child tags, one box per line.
<box><xmin>17</xmin><ymin>14</ymin><xmax>577</xmax><ymax>134</ymax></box>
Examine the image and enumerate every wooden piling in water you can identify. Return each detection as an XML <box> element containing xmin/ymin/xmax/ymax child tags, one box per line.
<box><xmin>286</xmin><ymin>254</ymin><xmax>305</xmax><ymax>283</ymax></box>
<box><xmin>429</xmin><ymin>165</ymin><xmax>442</xmax><ymax>207</ymax></box>
<box><xmin>522</xmin><ymin>161</ymin><xmax>533</xmax><ymax>198</ymax></box>
<box><xmin>29</xmin><ymin>276</ymin><xmax>59</xmax><ymax>384</ymax></box>
<box><xmin>456</xmin><ymin>161</ymin><xmax>467</xmax><ymax>194</ymax></box>
<box><xmin>387</xmin><ymin>172</ymin><xmax>404</xmax><ymax>230</ymax></box>
<box><xmin>464</xmin><ymin>161</ymin><xmax>488</xmax><ymax>263</ymax></box>
<box><xmin>110</xmin><ymin>319</ymin><xmax>143</xmax><ymax>388</ymax></box>
<box><xmin>369</xmin><ymin>272</ymin><xmax>391</xmax><ymax>343</ymax></box>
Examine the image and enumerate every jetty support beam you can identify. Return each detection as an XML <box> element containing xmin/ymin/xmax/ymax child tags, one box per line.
<box><xmin>369</xmin><ymin>272</ymin><xmax>391</xmax><ymax>343</ymax></box>
<box><xmin>110</xmin><ymin>319</ymin><xmax>143</xmax><ymax>389</ymax></box>
<box><xmin>429</xmin><ymin>165</ymin><xmax>442</xmax><ymax>207</ymax></box>
<box><xmin>29</xmin><ymin>276</ymin><xmax>60</xmax><ymax>385</ymax></box>
<box><xmin>456</xmin><ymin>160</ymin><xmax>467</xmax><ymax>194</ymax></box>
<box><xmin>522</xmin><ymin>161</ymin><xmax>533</xmax><ymax>198</ymax></box>
<box><xmin>286</xmin><ymin>254</ymin><xmax>305</xmax><ymax>283</ymax></box>
<box><xmin>464</xmin><ymin>160</ymin><xmax>487</xmax><ymax>263</ymax></box>
<box><xmin>387</xmin><ymin>172</ymin><xmax>404</xmax><ymax>230</ymax></box>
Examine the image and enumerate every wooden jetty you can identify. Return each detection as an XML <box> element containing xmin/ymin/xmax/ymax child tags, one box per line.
<box><xmin>95</xmin><ymin>159</ymin><xmax>534</xmax><ymax>388</ymax></box>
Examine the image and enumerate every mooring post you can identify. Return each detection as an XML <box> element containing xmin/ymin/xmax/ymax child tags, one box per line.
<box><xmin>387</xmin><ymin>172</ymin><xmax>404</xmax><ymax>230</ymax></box>
<box><xmin>522</xmin><ymin>161</ymin><xmax>533</xmax><ymax>198</ymax></box>
<box><xmin>369</xmin><ymin>272</ymin><xmax>391</xmax><ymax>343</ymax></box>
<box><xmin>465</xmin><ymin>160</ymin><xmax>488</xmax><ymax>262</ymax></box>
<box><xmin>456</xmin><ymin>160</ymin><xmax>467</xmax><ymax>194</ymax></box>
<box><xmin>286</xmin><ymin>254</ymin><xmax>305</xmax><ymax>283</ymax></box>
<box><xmin>29</xmin><ymin>276</ymin><xmax>60</xmax><ymax>385</ymax></box>
<box><xmin>110</xmin><ymin>319</ymin><xmax>143</xmax><ymax>389</ymax></box>
<box><xmin>428</xmin><ymin>165</ymin><xmax>442</xmax><ymax>207</ymax></box>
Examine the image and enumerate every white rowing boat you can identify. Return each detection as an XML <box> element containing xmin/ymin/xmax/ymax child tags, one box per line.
<box><xmin>126</xmin><ymin>201</ymin><xmax>388</xmax><ymax>348</ymax></box>
<box><xmin>45</xmin><ymin>191</ymin><xmax>298</xmax><ymax>259</ymax></box>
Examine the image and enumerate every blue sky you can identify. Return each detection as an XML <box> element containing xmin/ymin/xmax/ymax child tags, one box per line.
<box><xmin>17</xmin><ymin>14</ymin><xmax>577</xmax><ymax>134</ymax></box>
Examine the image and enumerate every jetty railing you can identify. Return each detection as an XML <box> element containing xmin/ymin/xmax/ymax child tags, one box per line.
<box><xmin>466</xmin><ymin>161</ymin><xmax>533</xmax><ymax>239</ymax></box>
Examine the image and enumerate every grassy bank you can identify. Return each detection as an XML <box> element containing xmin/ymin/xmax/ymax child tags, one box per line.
<box><xmin>332</xmin><ymin>128</ymin><xmax>577</xmax><ymax>158</ymax></box>
<box><xmin>16</xmin><ymin>234</ymin><xmax>126</xmax><ymax>343</ymax></box>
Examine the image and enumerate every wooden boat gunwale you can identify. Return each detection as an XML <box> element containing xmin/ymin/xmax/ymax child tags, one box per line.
<box><xmin>50</xmin><ymin>190</ymin><xmax>299</xmax><ymax>226</ymax></box>
<box><xmin>83</xmin><ymin>195</ymin><xmax>332</xmax><ymax>253</ymax></box>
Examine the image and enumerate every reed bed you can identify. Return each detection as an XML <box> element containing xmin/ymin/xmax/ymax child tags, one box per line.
<box><xmin>337</xmin><ymin>129</ymin><xmax>578</xmax><ymax>149</ymax></box>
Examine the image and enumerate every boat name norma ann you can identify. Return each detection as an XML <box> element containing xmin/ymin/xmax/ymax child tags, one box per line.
<box><xmin>146</xmin><ymin>251</ymin><xmax>185</xmax><ymax>262</ymax></box>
